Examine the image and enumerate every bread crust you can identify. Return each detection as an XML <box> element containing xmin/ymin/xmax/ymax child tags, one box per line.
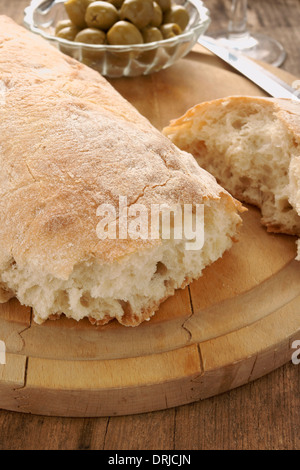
<box><xmin>0</xmin><ymin>17</ymin><xmax>244</xmax><ymax>325</ymax></box>
<box><xmin>163</xmin><ymin>95</ymin><xmax>300</xmax><ymax>239</ymax></box>
<box><xmin>0</xmin><ymin>16</ymin><xmax>242</xmax><ymax>278</ymax></box>
<box><xmin>163</xmin><ymin>96</ymin><xmax>300</xmax><ymax>142</ymax></box>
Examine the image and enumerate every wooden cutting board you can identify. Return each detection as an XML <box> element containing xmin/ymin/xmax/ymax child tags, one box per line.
<box><xmin>0</xmin><ymin>46</ymin><xmax>299</xmax><ymax>417</ymax></box>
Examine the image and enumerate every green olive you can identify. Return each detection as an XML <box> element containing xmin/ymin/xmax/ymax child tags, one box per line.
<box><xmin>155</xmin><ymin>0</ymin><xmax>171</xmax><ymax>12</ymax></box>
<box><xmin>75</xmin><ymin>28</ymin><xmax>106</xmax><ymax>44</ymax></box>
<box><xmin>56</xmin><ymin>25</ymin><xmax>81</xmax><ymax>41</ymax></box>
<box><xmin>141</xmin><ymin>25</ymin><xmax>163</xmax><ymax>43</ymax></box>
<box><xmin>55</xmin><ymin>19</ymin><xmax>74</xmax><ymax>35</ymax></box>
<box><xmin>64</xmin><ymin>0</ymin><xmax>88</xmax><ymax>28</ymax></box>
<box><xmin>150</xmin><ymin>2</ymin><xmax>163</xmax><ymax>27</ymax></box>
<box><xmin>159</xmin><ymin>22</ymin><xmax>182</xmax><ymax>39</ymax></box>
<box><xmin>163</xmin><ymin>5</ymin><xmax>189</xmax><ymax>31</ymax></box>
<box><xmin>107</xmin><ymin>20</ymin><xmax>143</xmax><ymax>45</ymax></box>
<box><xmin>120</xmin><ymin>0</ymin><xmax>154</xmax><ymax>29</ymax></box>
<box><xmin>85</xmin><ymin>1</ymin><xmax>119</xmax><ymax>30</ymax></box>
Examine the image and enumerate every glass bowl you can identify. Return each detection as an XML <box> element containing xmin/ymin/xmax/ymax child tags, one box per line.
<box><xmin>24</xmin><ymin>0</ymin><xmax>210</xmax><ymax>77</ymax></box>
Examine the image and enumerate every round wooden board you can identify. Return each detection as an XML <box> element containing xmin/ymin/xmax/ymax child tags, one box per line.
<box><xmin>0</xmin><ymin>47</ymin><xmax>299</xmax><ymax>417</ymax></box>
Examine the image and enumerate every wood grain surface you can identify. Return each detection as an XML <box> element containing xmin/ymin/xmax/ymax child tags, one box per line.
<box><xmin>0</xmin><ymin>0</ymin><xmax>299</xmax><ymax>450</ymax></box>
<box><xmin>0</xmin><ymin>204</ymin><xmax>299</xmax><ymax>417</ymax></box>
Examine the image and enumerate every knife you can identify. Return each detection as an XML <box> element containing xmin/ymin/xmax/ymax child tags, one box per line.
<box><xmin>198</xmin><ymin>36</ymin><xmax>300</xmax><ymax>102</ymax></box>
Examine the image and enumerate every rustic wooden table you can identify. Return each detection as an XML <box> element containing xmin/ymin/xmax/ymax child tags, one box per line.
<box><xmin>0</xmin><ymin>0</ymin><xmax>299</xmax><ymax>450</ymax></box>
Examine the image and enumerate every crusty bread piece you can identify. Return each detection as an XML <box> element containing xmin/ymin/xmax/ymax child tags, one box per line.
<box><xmin>163</xmin><ymin>96</ymin><xmax>300</xmax><ymax>259</ymax></box>
<box><xmin>0</xmin><ymin>17</ymin><xmax>243</xmax><ymax>326</ymax></box>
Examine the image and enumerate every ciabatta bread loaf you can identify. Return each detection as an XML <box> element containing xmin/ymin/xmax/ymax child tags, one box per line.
<box><xmin>0</xmin><ymin>17</ymin><xmax>243</xmax><ymax>326</ymax></box>
<box><xmin>163</xmin><ymin>96</ymin><xmax>300</xmax><ymax>259</ymax></box>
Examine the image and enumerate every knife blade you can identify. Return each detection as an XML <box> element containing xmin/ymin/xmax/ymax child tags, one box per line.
<box><xmin>198</xmin><ymin>36</ymin><xmax>300</xmax><ymax>102</ymax></box>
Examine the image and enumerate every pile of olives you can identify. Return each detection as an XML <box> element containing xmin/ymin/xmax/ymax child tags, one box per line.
<box><xmin>55</xmin><ymin>0</ymin><xmax>190</xmax><ymax>45</ymax></box>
